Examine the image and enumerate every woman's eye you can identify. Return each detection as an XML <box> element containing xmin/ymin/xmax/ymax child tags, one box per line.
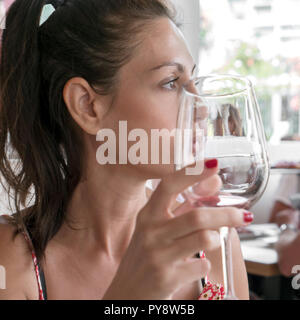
<box><xmin>162</xmin><ymin>77</ymin><xmax>179</xmax><ymax>90</ymax></box>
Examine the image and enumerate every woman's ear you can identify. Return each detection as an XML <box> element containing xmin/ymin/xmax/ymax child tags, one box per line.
<box><xmin>63</xmin><ymin>77</ymin><xmax>110</xmax><ymax>135</ymax></box>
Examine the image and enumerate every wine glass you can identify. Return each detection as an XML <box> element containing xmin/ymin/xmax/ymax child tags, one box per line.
<box><xmin>175</xmin><ymin>74</ymin><xmax>270</xmax><ymax>300</ymax></box>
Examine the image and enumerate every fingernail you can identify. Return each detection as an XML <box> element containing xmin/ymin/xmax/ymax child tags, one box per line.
<box><xmin>205</xmin><ymin>159</ymin><xmax>218</xmax><ymax>169</ymax></box>
<box><xmin>244</xmin><ymin>211</ymin><xmax>254</xmax><ymax>224</ymax></box>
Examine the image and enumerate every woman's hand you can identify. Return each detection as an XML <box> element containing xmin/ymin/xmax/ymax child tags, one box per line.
<box><xmin>103</xmin><ymin>160</ymin><xmax>252</xmax><ymax>300</ymax></box>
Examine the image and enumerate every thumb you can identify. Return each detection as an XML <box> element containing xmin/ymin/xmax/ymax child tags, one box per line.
<box><xmin>146</xmin><ymin>159</ymin><xmax>219</xmax><ymax>221</ymax></box>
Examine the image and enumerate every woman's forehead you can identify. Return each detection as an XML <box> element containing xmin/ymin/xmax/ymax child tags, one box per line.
<box><xmin>129</xmin><ymin>18</ymin><xmax>194</xmax><ymax>73</ymax></box>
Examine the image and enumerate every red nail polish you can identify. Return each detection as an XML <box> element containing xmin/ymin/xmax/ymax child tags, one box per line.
<box><xmin>205</xmin><ymin>159</ymin><xmax>218</xmax><ymax>169</ymax></box>
<box><xmin>244</xmin><ymin>211</ymin><xmax>254</xmax><ymax>223</ymax></box>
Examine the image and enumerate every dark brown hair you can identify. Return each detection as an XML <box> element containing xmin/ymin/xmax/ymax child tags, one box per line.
<box><xmin>0</xmin><ymin>0</ymin><xmax>176</xmax><ymax>260</ymax></box>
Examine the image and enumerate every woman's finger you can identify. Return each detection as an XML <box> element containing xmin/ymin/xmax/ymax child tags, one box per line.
<box><xmin>146</xmin><ymin>160</ymin><xmax>219</xmax><ymax>221</ymax></box>
<box><xmin>172</xmin><ymin>174</ymin><xmax>222</xmax><ymax>217</ymax></box>
<box><xmin>172</xmin><ymin>258</ymin><xmax>211</xmax><ymax>290</ymax></box>
<box><xmin>192</xmin><ymin>174</ymin><xmax>222</xmax><ymax>197</ymax></box>
<box><xmin>160</xmin><ymin>207</ymin><xmax>252</xmax><ymax>241</ymax></box>
<box><xmin>165</xmin><ymin>230</ymin><xmax>221</xmax><ymax>262</ymax></box>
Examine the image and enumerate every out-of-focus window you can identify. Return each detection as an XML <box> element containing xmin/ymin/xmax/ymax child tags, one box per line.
<box><xmin>0</xmin><ymin>1</ymin><xmax>5</xmax><ymax>30</ymax></box>
<box><xmin>199</xmin><ymin>0</ymin><xmax>300</xmax><ymax>143</ymax></box>
<box><xmin>0</xmin><ymin>1</ymin><xmax>15</xmax><ymax>31</ymax></box>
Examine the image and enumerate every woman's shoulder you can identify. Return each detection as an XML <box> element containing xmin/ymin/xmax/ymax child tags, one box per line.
<box><xmin>0</xmin><ymin>214</ymin><xmax>39</xmax><ymax>299</ymax></box>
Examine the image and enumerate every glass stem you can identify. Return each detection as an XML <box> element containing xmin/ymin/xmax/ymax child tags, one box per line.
<box><xmin>219</xmin><ymin>226</ymin><xmax>237</xmax><ymax>300</ymax></box>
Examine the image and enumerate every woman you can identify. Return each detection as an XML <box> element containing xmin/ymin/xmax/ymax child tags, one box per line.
<box><xmin>0</xmin><ymin>0</ymin><xmax>251</xmax><ymax>300</ymax></box>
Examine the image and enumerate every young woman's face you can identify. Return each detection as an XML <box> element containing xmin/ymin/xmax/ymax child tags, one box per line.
<box><xmin>99</xmin><ymin>18</ymin><xmax>196</xmax><ymax>179</ymax></box>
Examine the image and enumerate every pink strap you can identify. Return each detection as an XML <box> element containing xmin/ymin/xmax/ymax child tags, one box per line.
<box><xmin>1</xmin><ymin>214</ymin><xmax>45</xmax><ymax>300</ymax></box>
<box><xmin>21</xmin><ymin>230</ymin><xmax>45</xmax><ymax>300</ymax></box>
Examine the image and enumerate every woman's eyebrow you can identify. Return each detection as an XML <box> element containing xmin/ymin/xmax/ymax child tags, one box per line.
<box><xmin>150</xmin><ymin>62</ymin><xmax>197</xmax><ymax>75</ymax></box>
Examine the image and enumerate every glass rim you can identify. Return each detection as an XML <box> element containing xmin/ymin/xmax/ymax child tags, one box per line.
<box><xmin>183</xmin><ymin>74</ymin><xmax>253</xmax><ymax>99</ymax></box>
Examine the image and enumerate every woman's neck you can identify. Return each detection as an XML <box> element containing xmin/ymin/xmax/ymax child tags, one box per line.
<box><xmin>55</xmin><ymin>164</ymin><xmax>150</xmax><ymax>264</ymax></box>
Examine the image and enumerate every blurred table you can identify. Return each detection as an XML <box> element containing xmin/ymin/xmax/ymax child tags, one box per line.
<box><xmin>239</xmin><ymin>223</ymin><xmax>281</xmax><ymax>277</ymax></box>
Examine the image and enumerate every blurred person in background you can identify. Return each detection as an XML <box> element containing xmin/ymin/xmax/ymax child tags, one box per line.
<box><xmin>269</xmin><ymin>175</ymin><xmax>300</xmax><ymax>278</ymax></box>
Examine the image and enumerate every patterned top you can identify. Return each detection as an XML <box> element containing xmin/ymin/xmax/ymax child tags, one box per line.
<box><xmin>199</xmin><ymin>281</ymin><xmax>225</xmax><ymax>300</ymax></box>
<box><xmin>197</xmin><ymin>251</ymin><xmax>225</xmax><ymax>300</ymax></box>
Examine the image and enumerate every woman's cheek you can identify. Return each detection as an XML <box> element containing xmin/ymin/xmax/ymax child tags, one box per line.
<box><xmin>149</xmin><ymin>95</ymin><xmax>179</xmax><ymax>131</ymax></box>
<box><xmin>116</xmin><ymin>89</ymin><xmax>179</xmax><ymax>133</ymax></box>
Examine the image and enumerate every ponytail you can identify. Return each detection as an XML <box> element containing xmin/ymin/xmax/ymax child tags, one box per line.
<box><xmin>0</xmin><ymin>0</ymin><xmax>81</xmax><ymax>260</ymax></box>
